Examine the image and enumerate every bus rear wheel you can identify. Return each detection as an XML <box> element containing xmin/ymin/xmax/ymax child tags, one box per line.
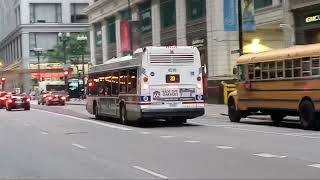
<box><xmin>120</xmin><ymin>104</ymin><xmax>129</xmax><ymax>125</ymax></box>
<box><xmin>228</xmin><ymin>98</ymin><xmax>241</xmax><ymax>122</ymax></box>
<box><xmin>299</xmin><ymin>100</ymin><xmax>316</xmax><ymax>130</ymax></box>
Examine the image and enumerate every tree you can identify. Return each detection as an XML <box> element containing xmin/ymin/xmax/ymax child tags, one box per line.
<box><xmin>47</xmin><ymin>33</ymin><xmax>89</xmax><ymax>64</ymax></box>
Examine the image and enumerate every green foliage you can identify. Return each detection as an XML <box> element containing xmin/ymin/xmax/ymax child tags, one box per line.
<box><xmin>47</xmin><ymin>33</ymin><xmax>89</xmax><ymax>64</ymax></box>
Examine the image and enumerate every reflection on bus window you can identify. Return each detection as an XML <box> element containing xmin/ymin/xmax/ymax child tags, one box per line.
<box><xmin>128</xmin><ymin>69</ymin><xmax>137</xmax><ymax>94</ymax></box>
<box><xmin>112</xmin><ymin>71</ymin><xmax>119</xmax><ymax>95</ymax></box>
<box><xmin>120</xmin><ymin>70</ymin><xmax>128</xmax><ymax>93</ymax></box>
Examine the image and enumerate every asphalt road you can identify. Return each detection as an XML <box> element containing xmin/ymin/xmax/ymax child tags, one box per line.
<box><xmin>0</xmin><ymin>103</ymin><xmax>320</xmax><ymax>179</ymax></box>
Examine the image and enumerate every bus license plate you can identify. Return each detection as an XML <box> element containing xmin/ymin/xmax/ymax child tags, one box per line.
<box><xmin>162</xmin><ymin>89</ymin><xmax>179</xmax><ymax>97</ymax></box>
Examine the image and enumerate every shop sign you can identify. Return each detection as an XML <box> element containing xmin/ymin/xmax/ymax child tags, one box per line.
<box><xmin>192</xmin><ymin>39</ymin><xmax>206</xmax><ymax>48</ymax></box>
<box><xmin>306</xmin><ymin>15</ymin><xmax>320</xmax><ymax>23</ymax></box>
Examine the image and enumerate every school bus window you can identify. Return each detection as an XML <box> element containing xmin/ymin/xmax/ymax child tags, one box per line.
<box><xmin>254</xmin><ymin>63</ymin><xmax>261</xmax><ymax>79</ymax></box>
<box><xmin>302</xmin><ymin>58</ymin><xmax>311</xmax><ymax>77</ymax></box>
<box><xmin>312</xmin><ymin>57</ymin><xmax>320</xmax><ymax>75</ymax></box>
<box><xmin>285</xmin><ymin>60</ymin><xmax>293</xmax><ymax>78</ymax></box>
<box><xmin>294</xmin><ymin>59</ymin><xmax>301</xmax><ymax>68</ymax></box>
<box><xmin>293</xmin><ymin>59</ymin><xmax>302</xmax><ymax>77</ymax></box>
<box><xmin>248</xmin><ymin>64</ymin><xmax>254</xmax><ymax>80</ymax></box>
<box><xmin>276</xmin><ymin>61</ymin><xmax>284</xmax><ymax>78</ymax></box>
<box><xmin>238</xmin><ymin>64</ymin><xmax>246</xmax><ymax>81</ymax></box>
<box><xmin>262</xmin><ymin>62</ymin><xmax>269</xmax><ymax>79</ymax></box>
<box><xmin>269</xmin><ymin>62</ymin><xmax>276</xmax><ymax>79</ymax></box>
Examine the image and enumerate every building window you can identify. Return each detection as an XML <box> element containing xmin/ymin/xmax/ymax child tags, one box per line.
<box><xmin>95</xmin><ymin>23</ymin><xmax>102</xmax><ymax>47</ymax></box>
<box><xmin>107</xmin><ymin>17</ymin><xmax>116</xmax><ymax>44</ymax></box>
<box><xmin>139</xmin><ymin>1</ymin><xmax>152</xmax><ymax>33</ymax></box>
<box><xmin>160</xmin><ymin>0</ymin><xmax>176</xmax><ymax>28</ymax></box>
<box><xmin>254</xmin><ymin>0</ymin><xmax>272</xmax><ymax>9</ymax></box>
<box><xmin>71</xmin><ymin>3</ymin><xmax>89</xmax><ymax>23</ymax></box>
<box><xmin>186</xmin><ymin>0</ymin><xmax>206</xmax><ymax>21</ymax></box>
<box><xmin>30</xmin><ymin>3</ymin><xmax>62</xmax><ymax>23</ymax></box>
<box><xmin>29</xmin><ymin>33</ymin><xmax>58</xmax><ymax>56</ymax></box>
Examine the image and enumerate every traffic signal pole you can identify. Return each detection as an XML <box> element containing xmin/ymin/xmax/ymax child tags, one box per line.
<box><xmin>238</xmin><ymin>0</ymin><xmax>244</xmax><ymax>56</ymax></box>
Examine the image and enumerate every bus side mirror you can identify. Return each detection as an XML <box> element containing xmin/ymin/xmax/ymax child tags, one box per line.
<box><xmin>233</xmin><ymin>67</ymin><xmax>237</xmax><ymax>75</ymax></box>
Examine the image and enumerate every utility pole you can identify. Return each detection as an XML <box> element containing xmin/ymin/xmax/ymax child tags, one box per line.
<box><xmin>238</xmin><ymin>0</ymin><xmax>244</xmax><ymax>56</ymax></box>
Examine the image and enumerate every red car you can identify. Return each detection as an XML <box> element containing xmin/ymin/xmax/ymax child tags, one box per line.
<box><xmin>0</xmin><ymin>92</ymin><xmax>7</xmax><ymax>109</ymax></box>
<box><xmin>6</xmin><ymin>95</ymin><xmax>31</xmax><ymax>111</ymax></box>
<box><xmin>45</xmin><ymin>93</ymin><xmax>66</xmax><ymax>106</ymax></box>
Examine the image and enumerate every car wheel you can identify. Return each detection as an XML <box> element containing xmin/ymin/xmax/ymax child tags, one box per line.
<box><xmin>120</xmin><ymin>104</ymin><xmax>129</xmax><ymax>125</ymax></box>
<box><xmin>24</xmin><ymin>106</ymin><xmax>30</xmax><ymax>111</ymax></box>
<box><xmin>299</xmin><ymin>100</ymin><xmax>316</xmax><ymax>130</ymax></box>
<box><xmin>228</xmin><ymin>98</ymin><xmax>241</xmax><ymax>122</ymax></box>
<box><xmin>270</xmin><ymin>114</ymin><xmax>286</xmax><ymax>124</ymax></box>
<box><xmin>37</xmin><ymin>101</ymin><xmax>40</xmax><ymax>105</ymax></box>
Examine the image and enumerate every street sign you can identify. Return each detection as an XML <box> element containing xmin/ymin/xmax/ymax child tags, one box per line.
<box><xmin>231</xmin><ymin>49</ymin><xmax>241</xmax><ymax>54</ymax></box>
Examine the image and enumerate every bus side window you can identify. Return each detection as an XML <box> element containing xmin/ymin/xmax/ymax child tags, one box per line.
<box><xmin>128</xmin><ymin>69</ymin><xmax>137</xmax><ymax>94</ymax></box>
<box><xmin>312</xmin><ymin>57</ymin><xmax>320</xmax><ymax>75</ymax></box>
<box><xmin>111</xmin><ymin>71</ymin><xmax>119</xmax><ymax>96</ymax></box>
<box><xmin>254</xmin><ymin>63</ymin><xmax>261</xmax><ymax>80</ymax></box>
<box><xmin>105</xmin><ymin>72</ymin><xmax>112</xmax><ymax>96</ymax></box>
<box><xmin>276</xmin><ymin>61</ymin><xmax>284</xmax><ymax>78</ymax></box>
<box><xmin>247</xmin><ymin>64</ymin><xmax>254</xmax><ymax>80</ymax></box>
<box><xmin>120</xmin><ymin>70</ymin><xmax>128</xmax><ymax>94</ymax></box>
<box><xmin>285</xmin><ymin>60</ymin><xmax>293</xmax><ymax>78</ymax></box>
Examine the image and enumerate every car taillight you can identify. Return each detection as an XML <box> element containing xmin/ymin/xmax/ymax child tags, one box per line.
<box><xmin>61</xmin><ymin>96</ymin><xmax>66</xmax><ymax>100</ymax></box>
<box><xmin>26</xmin><ymin>98</ymin><xmax>31</xmax><ymax>102</ymax></box>
<box><xmin>43</xmin><ymin>95</ymin><xmax>47</xmax><ymax>98</ymax></box>
<box><xmin>55</xmin><ymin>95</ymin><xmax>59</xmax><ymax>97</ymax></box>
<box><xmin>48</xmin><ymin>97</ymin><xmax>53</xmax><ymax>100</ymax></box>
<box><xmin>8</xmin><ymin>99</ymin><xmax>13</xmax><ymax>103</ymax></box>
<box><xmin>0</xmin><ymin>97</ymin><xmax>6</xmax><ymax>100</ymax></box>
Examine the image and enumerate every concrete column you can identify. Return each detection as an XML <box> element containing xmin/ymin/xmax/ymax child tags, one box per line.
<box><xmin>62</xmin><ymin>1</ymin><xmax>71</xmax><ymax>23</ymax></box>
<box><xmin>206</xmin><ymin>0</ymin><xmax>239</xmax><ymax>78</ymax></box>
<box><xmin>89</xmin><ymin>25</ymin><xmax>96</xmax><ymax>65</ymax></box>
<box><xmin>176</xmin><ymin>0</ymin><xmax>187</xmax><ymax>46</ymax></box>
<box><xmin>20</xmin><ymin>1</ymin><xmax>29</xmax><ymax>24</ymax></box>
<box><xmin>21</xmin><ymin>32</ymin><xmax>31</xmax><ymax>92</ymax></box>
<box><xmin>101</xmin><ymin>20</ymin><xmax>108</xmax><ymax>62</ymax></box>
<box><xmin>151</xmin><ymin>0</ymin><xmax>161</xmax><ymax>46</ymax></box>
<box><xmin>282</xmin><ymin>0</ymin><xmax>295</xmax><ymax>47</ymax></box>
<box><xmin>115</xmin><ymin>13</ymin><xmax>122</xmax><ymax>57</ymax></box>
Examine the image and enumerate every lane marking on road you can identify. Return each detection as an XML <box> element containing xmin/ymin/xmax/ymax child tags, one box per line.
<box><xmin>216</xmin><ymin>146</ymin><xmax>234</xmax><ymax>149</ymax></box>
<box><xmin>308</xmin><ymin>164</ymin><xmax>320</xmax><ymax>169</ymax></box>
<box><xmin>133</xmin><ymin>166</ymin><xmax>168</xmax><ymax>179</ymax></box>
<box><xmin>184</xmin><ymin>140</ymin><xmax>200</xmax><ymax>143</ymax></box>
<box><xmin>72</xmin><ymin>143</ymin><xmax>87</xmax><ymax>150</ymax></box>
<box><xmin>160</xmin><ymin>135</ymin><xmax>174</xmax><ymax>138</ymax></box>
<box><xmin>225</xmin><ymin>127</ymin><xmax>320</xmax><ymax>139</ymax></box>
<box><xmin>254</xmin><ymin>153</ymin><xmax>287</xmax><ymax>158</ymax></box>
<box><xmin>140</xmin><ymin>132</ymin><xmax>151</xmax><ymax>135</ymax></box>
<box><xmin>32</xmin><ymin>109</ymin><xmax>133</xmax><ymax>131</ymax></box>
<box><xmin>191</xmin><ymin>122</ymin><xmax>248</xmax><ymax>128</ymax></box>
<box><xmin>40</xmin><ymin>131</ymin><xmax>49</xmax><ymax>135</ymax></box>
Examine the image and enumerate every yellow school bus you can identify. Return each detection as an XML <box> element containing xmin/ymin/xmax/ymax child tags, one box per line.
<box><xmin>228</xmin><ymin>43</ymin><xmax>320</xmax><ymax>130</ymax></box>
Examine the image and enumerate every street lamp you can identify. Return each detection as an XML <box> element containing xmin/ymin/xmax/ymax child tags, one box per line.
<box><xmin>33</xmin><ymin>47</ymin><xmax>43</xmax><ymax>84</ymax></box>
<box><xmin>58</xmin><ymin>32</ymin><xmax>71</xmax><ymax>64</ymax></box>
<box><xmin>77</xmin><ymin>35</ymin><xmax>88</xmax><ymax>97</ymax></box>
<box><xmin>280</xmin><ymin>24</ymin><xmax>295</xmax><ymax>46</ymax></box>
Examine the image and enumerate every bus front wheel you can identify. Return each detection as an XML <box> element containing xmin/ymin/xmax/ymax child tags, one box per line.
<box><xmin>299</xmin><ymin>100</ymin><xmax>316</xmax><ymax>130</ymax></box>
<box><xmin>228</xmin><ymin>98</ymin><xmax>241</xmax><ymax>122</ymax></box>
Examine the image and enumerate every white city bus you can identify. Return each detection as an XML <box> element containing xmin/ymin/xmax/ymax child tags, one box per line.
<box><xmin>86</xmin><ymin>46</ymin><xmax>205</xmax><ymax>124</ymax></box>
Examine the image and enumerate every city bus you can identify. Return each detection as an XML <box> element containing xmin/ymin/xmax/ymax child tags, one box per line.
<box><xmin>86</xmin><ymin>46</ymin><xmax>205</xmax><ymax>124</ymax></box>
<box><xmin>228</xmin><ymin>43</ymin><xmax>320</xmax><ymax>130</ymax></box>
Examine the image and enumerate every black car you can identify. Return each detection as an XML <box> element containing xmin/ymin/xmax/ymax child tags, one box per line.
<box><xmin>6</xmin><ymin>95</ymin><xmax>31</xmax><ymax>111</ymax></box>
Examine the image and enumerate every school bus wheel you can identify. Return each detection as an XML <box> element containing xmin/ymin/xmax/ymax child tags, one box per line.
<box><xmin>228</xmin><ymin>97</ymin><xmax>241</xmax><ymax>122</ymax></box>
<box><xmin>299</xmin><ymin>100</ymin><xmax>316</xmax><ymax>130</ymax></box>
<box><xmin>270</xmin><ymin>114</ymin><xmax>286</xmax><ymax>124</ymax></box>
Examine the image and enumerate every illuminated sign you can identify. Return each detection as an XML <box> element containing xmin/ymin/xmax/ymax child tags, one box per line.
<box><xmin>306</xmin><ymin>15</ymin><xmax>320</xmax><ymax>23</ymax></box>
